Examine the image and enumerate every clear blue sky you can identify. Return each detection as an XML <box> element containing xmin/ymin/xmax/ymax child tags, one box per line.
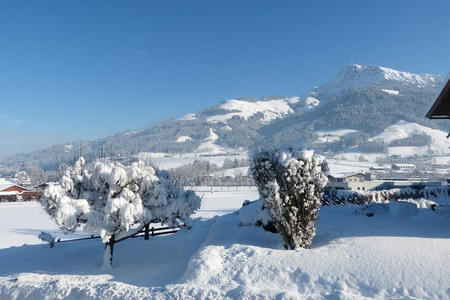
<box><xmin>0</xmin><ymin>0</ymin><xmax>449</xmax><ymax>158</ymax></box>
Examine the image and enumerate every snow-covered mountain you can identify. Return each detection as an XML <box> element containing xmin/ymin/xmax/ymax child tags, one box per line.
<box><xmin>204</xmin><ymin>97</ymin><xmax>299</xmax><ymax>124</ymax></box>
<box><xmin>311</xmin><ymin>64</ymin><xmax>440</xmax><ymax>99</ymax></box>
<box><xmin>1</xmin><ymin>64</ymin><xmax>447</xmax><ymax>172</ymax></box>
<box><xmin>184</xmin><ymin>95</ymin><xmax>318</xmax><ymax>125</ymax></box>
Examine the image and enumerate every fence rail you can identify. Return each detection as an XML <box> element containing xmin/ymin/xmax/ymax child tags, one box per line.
<box><xmin>47</xmin><ymin>225</ymin><xmax>182</xmax><ymax>247</ymax></box>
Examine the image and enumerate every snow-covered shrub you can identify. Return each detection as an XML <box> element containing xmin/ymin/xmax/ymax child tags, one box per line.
<box><xmin>422</xmin><ymin>186</ymin><xmax>450</xmax><ymax>205</ymax></box>
<box><xmin>41</xmin><ymin>157</ymin><xmax>201</xmax><ymax>264</ymax></box>
<box><xmin>250</xmin><ymin>148</ymin><xmax>328</xmax><ymax>249</ymax></box>
<box><xmin>324</xmin><ymin>186</ymin><xmax>449</xmax><ymax>207</ymax></box>
<box><xmin>238</xmin><ymin>199</ymin><xmax>272</xmax><ymax>227</ymax></box>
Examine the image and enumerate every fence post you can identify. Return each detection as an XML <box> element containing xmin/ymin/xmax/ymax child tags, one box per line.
<box><xmin>151</xmin><ymin>227</ymin><xmax>154</xmax><ymax>237</ymax></box>
<box><xmin>109</xmin><ymin>234</ymin><xmax>115</xmax><ymax>266</ymax></box>
<box><xmin>144</xmin><ymin>224</ymin><xmax>150</xmax><ymax>240</ymax></box>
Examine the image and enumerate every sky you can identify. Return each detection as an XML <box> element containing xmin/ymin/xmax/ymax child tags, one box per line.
<box><xmin>0</xmin><ymin>0</ymin><xmax>449</xmax><ymax>158</ymax></box>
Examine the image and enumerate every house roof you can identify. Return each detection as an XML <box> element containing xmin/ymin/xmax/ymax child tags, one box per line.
<box><xmin>426</xmin><ymin>79</ymin><xmax>450</xmax><ymax>119</ymax></box>
<box><xmin>328</xmin><ymin>172</ymin><xmax>366</xmax><ymax>179</ymax></box>
<box><xmin>0</xmin><ymin>179</ymin><xmax>29</xmax><ymax>192</ymax></box>
<box><xmin>0</xmin><ymin>179</ymin><xmax>14</xmax><ymax>191</ymax></box>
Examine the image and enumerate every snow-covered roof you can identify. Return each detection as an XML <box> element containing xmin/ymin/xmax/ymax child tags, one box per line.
<box><xmin>0</xmin><ymin>179</ymin><xmax>14</xmax><ymax>191</ymax></box>
<box><xmin>328</xmin><ymin>172</ymin><xmax>366</xmax><ymax>179</ymax></box>
<box><xmin>392</xmin><ymin>163</ymin><xmax>416</xmax><ymax>167</ymax></box>
<box><xmin>0</xmin><ymin>179</ymin><xmax>29</xmax><ymax>192</ymax></box>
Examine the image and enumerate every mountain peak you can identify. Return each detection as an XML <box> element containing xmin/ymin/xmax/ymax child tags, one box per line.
<box><xmin>314</xmin><ymin>64</ymin><xmax>441</xmax><ymax>97</ymax></box>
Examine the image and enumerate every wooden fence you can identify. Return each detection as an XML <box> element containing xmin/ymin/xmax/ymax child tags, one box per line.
<box><xmin>46</xmin><ymin>225</ymin><xmax>182</xmax><ymax>248</ymax></box>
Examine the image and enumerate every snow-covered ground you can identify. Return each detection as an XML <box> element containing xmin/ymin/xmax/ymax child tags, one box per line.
<box><xmin>326</xmin><ymin>158</ymin><xmax>378</xmax><ymax>178</ymax></box>
<box><xmin>209</xmin><ymin>167</ymin><xmax>249</xmax><ymax>178</ymax></box>
<box><xmin>314</xmin><ymin>129</ymin><xmax>359</xmax><ymax>144</ymax></box>
<box><xmin>137</xmin><ymin>152</ymin><xmax>249</xmax><ymax>170</ymax></box>
<box><xmin>206</xmin><ymin>97</ymin><xmax>299</xmax><ymax>124</ymax></box>
<box><xmin>138</xmin><ymin>120</ymin><xmax>449</xmax><ymax>177</ymax></box>
<box><xmin>370</xmin><ymin>120</ymin><xmax>450</xmax><ymax>156</ymax></box>
<box><xmin>138</xmin><ymin>150</ymin><xmax>382</xmax><ymax>179</ymax></box>
<box><xmin>1</xmin><ymin>188</ymin><xmax>449</xmax><ymax>299</ymax></box>
<box><xmin>176</xmin><ymin>136</ymin><xmax>192</xmax><ymax>143</ymax></box>
<box><xmin>197</xmin><ymin>128</ymin><xmax>233</xmax><ymax>154</ymax></box>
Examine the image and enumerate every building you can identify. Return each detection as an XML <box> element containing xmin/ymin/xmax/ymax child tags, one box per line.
<box><xmin>327</xmin><ymin>173</ymin><xmax>379</xmax><ymax>191</ymax></box>
<box><xmin>0</xmin><ymin>179</ymin><xmax>42</xmax><ymax>202</ymax></box>
<box><xmin>326</xmin><ymin>173</ymin><xmax>442</xmax><ymax>192</ymax></box>
<box><xmin>391</xmin><ymin>163</ymin><xmax>416</xmax><ymax>172</ymax></box>
<box><xmin>426</xmin><ymin>78</ymin><xmax>450</xmax><ymax>137</ymax></box>
<box><xmin>426</xmin><ymin>79</ymin><xmax>450</xmax><ymax>120</ymax></box>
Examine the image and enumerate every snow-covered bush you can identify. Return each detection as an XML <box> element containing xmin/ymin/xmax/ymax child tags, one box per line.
<box><xmin>41</xmin><ymin>157</ymin><xmax>201</xmax><ymax>264</ymax></box>
<box><xmin>250</xmin><ymin>148</ymin><xmax>328</xmax><ymax>249</ymax></box>
<box><xmin>324</xmin><ymin>185</ymin><xmax>450</xmax><ymax>206</ymax></box>
<box><xmin>238</xmin><ymin>199</ymin><xmax>271</xmax><ymax>227</ymax></box>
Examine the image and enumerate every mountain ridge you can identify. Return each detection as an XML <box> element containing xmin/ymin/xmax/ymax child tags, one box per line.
<box><xmin>0</xmin><ymin>64</ymin><xmax>447</xmax><ymax>173</ymax></box>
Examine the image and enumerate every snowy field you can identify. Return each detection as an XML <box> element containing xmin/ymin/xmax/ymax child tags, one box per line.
<box><xmin>1</xmin><ymin>190</ymin><xmax>450</xmax><ymax>299</ymax></box>
<box><xmin>138</xmin><ymin>152</ymin><xmax>249</xmax><ymax>170</ymax></box>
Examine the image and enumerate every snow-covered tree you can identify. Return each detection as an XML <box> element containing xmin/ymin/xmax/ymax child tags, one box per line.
<box><xmin>250</xmin><ymin>148</ymin><xmax>328</xmax><ymax>249</ymax></box>
<box><xmin>41</xmin><ymin>157</ymin><xmax>201</xmax><ymax>265</ymax></box>
<box><xmin>14</xmin><ymin>170</ymin><xmax>31</xmax><ymax>187</ymax></box>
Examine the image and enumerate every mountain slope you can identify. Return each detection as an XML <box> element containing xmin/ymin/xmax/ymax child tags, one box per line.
<box><xmin>0</xmin><ymin>64</ymin><xmax>447</xmax><ymax>173</ymax></box>
<box><xmin>260</xmin><ymin>65</ymin><xmax>445</xmax><ymax>148</ymax></box>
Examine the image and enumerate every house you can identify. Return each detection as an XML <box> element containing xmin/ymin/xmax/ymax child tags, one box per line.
<box><xmin>326</xmin><ymin>173</ymin><xmax>379</xmax><ymax>191</ymax></box>
<box><xmin>0</xmin><ymin>179</ymin><xmax>42</xmax><ymax>202</ymax></box>
<box><xmin>326</xmin><ymin>172</ymin><xmax>442</xmax><ymax>192</ymax></box>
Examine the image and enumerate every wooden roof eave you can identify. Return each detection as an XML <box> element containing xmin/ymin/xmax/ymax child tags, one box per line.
<box><xmin>426</xmin><ymin>79</ymin><xmax>450</xmax><ymax>119</ymax></box>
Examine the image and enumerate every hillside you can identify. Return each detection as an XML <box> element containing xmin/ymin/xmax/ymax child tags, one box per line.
<box><xmin>0</xmin><ymin>64</ymin><xmax>447</xmax><ymax>173</ymax></box>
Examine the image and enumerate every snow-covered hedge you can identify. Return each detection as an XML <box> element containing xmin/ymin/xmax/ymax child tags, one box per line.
<box><xmin>324</xmin><ymin>185</ymin><xmax>450</xmax><ymax>206</ymax></box>
<box><xmin>250</xmin><ymin>148</ymin><xmax>328</xmax><ymax>249</ymax></box>
<box><xmin>41</xmin><ymin>157</ymin><xmax>201</xmax><ymax>244</ymax></box>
